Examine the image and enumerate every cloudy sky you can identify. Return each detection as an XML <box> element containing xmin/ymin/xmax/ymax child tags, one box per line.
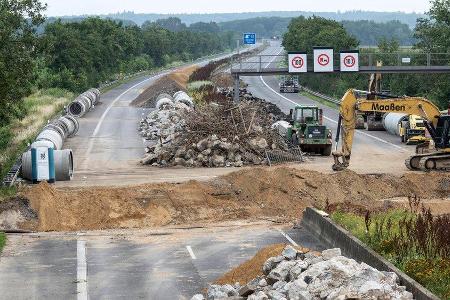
<box><xmin>44</xmin><ymin>0</ymin><xmax>430</xmax><ymax>16</ymax></box>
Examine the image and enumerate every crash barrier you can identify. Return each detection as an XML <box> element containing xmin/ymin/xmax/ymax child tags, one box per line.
<box><xmin>67</xmin><ymin>88</ymin><xmax>101</xmax><ymax>118</ymax></box>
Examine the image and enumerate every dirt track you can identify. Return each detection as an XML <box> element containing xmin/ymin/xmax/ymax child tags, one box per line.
<box><xmin>10</xmin><ymin>167</ymin><xmax>449</xmax><ymax>232</ymax></box>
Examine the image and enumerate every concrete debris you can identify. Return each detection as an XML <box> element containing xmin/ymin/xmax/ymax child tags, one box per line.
<box><xmin>195</xmin><ymin>246</ymin><xmax>413</xmax><ymax>300</ymax></box>
<box><xmin>140</xmin><ymin>90</ymin><xmax>291</xmax><ymax>168</ymax></box>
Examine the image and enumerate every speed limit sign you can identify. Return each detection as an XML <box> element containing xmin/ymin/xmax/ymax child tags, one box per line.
<box><xmin>340</xmin><ymin>50</ymin><xmax>359</xmax><ymax>72</ymax></box>
<box><xmin>288</xmin><ymin>52</ymin><xmax>307</xmax><ymax>73</ymax></box>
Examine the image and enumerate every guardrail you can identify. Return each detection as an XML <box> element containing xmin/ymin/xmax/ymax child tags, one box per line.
<box><xmin>301</xmin><ymin>86</ymin><xmax>341</xmax><ymax>105</ymax></box>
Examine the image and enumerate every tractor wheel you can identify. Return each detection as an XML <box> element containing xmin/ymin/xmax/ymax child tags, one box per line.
<box><xmin>322</xmin><ymin>145</ymin><xmax>332</xmax><ymax>156</ymax></box>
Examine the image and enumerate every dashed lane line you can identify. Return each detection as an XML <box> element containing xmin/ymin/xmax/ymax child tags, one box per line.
<box><xmin>77</xmin><ymin>239</ymin><xmax>88</xmax><ymax>300</ymax></box>
<box><xmin>277</xmin><ymin>229</ymin><xmax>299</xmax><ymax>247</ymax></box>
<box><xmin>186</xmin><ymin>246</ymin><xmax>197</xmax><ymax>260</ymax></box>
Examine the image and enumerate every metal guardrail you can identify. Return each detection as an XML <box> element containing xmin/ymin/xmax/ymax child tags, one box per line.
<box><xmin>301</xmin><ymin>86</ymin><xmax>341</xmax><ymax>105</ymax></box>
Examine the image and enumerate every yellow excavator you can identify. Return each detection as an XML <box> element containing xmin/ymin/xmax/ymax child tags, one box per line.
<box><xmin>332</xmin><ymin>89</ymin><xmax>450</xmax><ymax>171</ymax></box>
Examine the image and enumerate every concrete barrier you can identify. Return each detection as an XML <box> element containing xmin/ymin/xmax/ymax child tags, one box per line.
<box><xmin>301</xmin><ymin>207</ymin><xmax>439</xmax><ymax>300</ymax></box>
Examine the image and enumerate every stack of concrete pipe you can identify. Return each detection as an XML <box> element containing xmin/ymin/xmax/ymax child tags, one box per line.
<box><xmin>21</xmin><ymin>115</ymin><xmax>79</xmax><ymax>181</ymax></box>
<box><xmin>67</xmin><ymin>88</ymin><xmax>101</xmax><ymax>118</ymax></box>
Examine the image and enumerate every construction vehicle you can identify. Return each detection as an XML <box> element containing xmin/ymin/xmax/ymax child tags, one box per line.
<box><xmin>279</xmin><ymin>75</ymin><xmax>300</xmax><ymax>93</ymax></box>
<box><xmin>355</xmin><ymin>62</ymin><xmax>388</xmax><ymax>130</ymax></box>
<box><xmin>276</xmin><ymin>105</ymin><xmax>332</xmax><ymax>155</ymax></box>
<box><xmin>332</xmin><ymin>89</ymin><xmax>450</xmax><ymax>171</ymax></box>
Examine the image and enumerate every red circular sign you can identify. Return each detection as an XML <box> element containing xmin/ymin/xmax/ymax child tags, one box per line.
<box><xmin>344</xmin><ymin>55</ymin><xmax>356</xmax><ymax>67</ymax></box>
<box><xmin>291</xmin><ymin>56</ymin><xmax>304</xmax><ymax>68</ymax></box>
<box><xmin>317</xmin><ymin>54</ymin><xmax>330</xmax><ymax>66</ymax></box>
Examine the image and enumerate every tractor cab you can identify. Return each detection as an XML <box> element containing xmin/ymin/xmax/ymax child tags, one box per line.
<box><xmin>290</xmin><ymin>106</ymin><xmax>323</xmax><ymax>128</ymax></box>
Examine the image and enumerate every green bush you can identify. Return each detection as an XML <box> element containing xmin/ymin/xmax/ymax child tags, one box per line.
<box><xmin>0</xmin><ymin>126</ymin><xmax>13</xmax><ymax>151</ymax></box>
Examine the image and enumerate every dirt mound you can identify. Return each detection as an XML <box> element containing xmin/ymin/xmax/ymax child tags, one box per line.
<box><xmin>215</xmin><ymin>244</ymin><xmax>311</xmax><ymax>286</ymax></box>
<box><xmin>0</xmin><ymin>196</ymin><xmax>38</xmax><ymax>230</ymax></box>
<box><xmin>18</xmin><ymin>167</ymin><xmax>450</xmax><ymax>232</ymax></box>
<box><xmin>132</xmin><ymin>66</ymin><xmax>198</xmax><ymax>108</ymax></box>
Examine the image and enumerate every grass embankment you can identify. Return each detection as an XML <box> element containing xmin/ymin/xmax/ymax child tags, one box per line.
<box><xmin>0</xmin><ymin>88</ymin><xmax>74</xmax><ymax>183</ymax></box>
<box><xmin>0</xmin><ymin>232</ymin><xmax>5</xmax><ymax>254</ymax></box>
<box><xmin>331</xmin><ymin>204</ymin><xmax>450</xmax><ymax>299</ymax></box>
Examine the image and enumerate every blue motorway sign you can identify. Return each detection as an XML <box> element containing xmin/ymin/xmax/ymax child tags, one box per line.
<box><xmin>243</xmin><ymin>33</ymin><xmax>256</xmax><ymax>45</ymax></box>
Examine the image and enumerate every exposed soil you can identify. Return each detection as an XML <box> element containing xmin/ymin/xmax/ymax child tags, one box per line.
<box><xmin>2</xmin><ymin>167</ymin><xmax>449</xmax><ymax>232</ymax></box>
<box><xmin>131</xmin><ymin>65</ymin><xmax>198</xmax><ymax>108</ymax></box>
<box><xmin>215</xmin><ymin>244</ymin><xmax>311</xmax><ymax>286</ymax></box>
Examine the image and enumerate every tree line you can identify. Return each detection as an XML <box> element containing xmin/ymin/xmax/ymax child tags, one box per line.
<box><xmin>282</xmin><ymin>0</ymin><xmax>450</xmax><ymax>109</ymax></box>
<box><xmin>0</xmin><ymin>1</ymin><xmax>235</xmax><ymax>129</ymax></box>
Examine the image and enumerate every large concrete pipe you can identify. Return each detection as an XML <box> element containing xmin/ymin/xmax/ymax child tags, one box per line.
<box><xmin>55</xmin><ymin>115</ymin><xmax>79</xmax><ymax>138</ymax></box>
<box><xmin>383</xmin><ymin>113</ymin><xmax>408</xmax><ymax>136</ymax></box>
<box><xmin>54</xmin><ymin>149</ymin><xmax>74</xmax><ymax>181</ymax></box>
<box><xmin>20</xmin><ymin>140</ymin><xmax>54</xmax><ymax>181</ymax></box>
<box><xmin>21</xmin><ymin>148</ymin><xmax>74</xmax><ymax>181</ymax></box>
<box><xmin>173</xmin><ymin>91</ymin><xmax>194</xmax><ymax>107</ymax></box>
<box><xmin>36</xmin><ymin>128</ymin><xmax>64</xmax><ymax>150</ymax></box>
<box><xmin>157</xmin><ymin>93</ymin><xmax>173</xmax><ymax>102</ymax></box>
<box><xmin>67</xmin><ymin>88</ymin><xmax>101</xmax><ymax>118</ymax></box>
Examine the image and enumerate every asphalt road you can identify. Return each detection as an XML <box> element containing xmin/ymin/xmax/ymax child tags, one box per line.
<box><xmin>240</xmin><ymin>42</ymin><xmax>415</xmax><ymax>174</ymax></box>
<box><xmin>0</xmin><ymin>222</ymin><xmax>326</xmax><ymax>299</ymax></box>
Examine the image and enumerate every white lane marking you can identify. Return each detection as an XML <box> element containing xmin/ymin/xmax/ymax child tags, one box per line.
<box><xmin>277</xmin><ymin>229</ymin><xmax>299</xmax><ymax>247</ymax></box>
<box><xmin>83</xmin><ymin>73</ymin><xmax>168</xmax><ymax>163</ymax></box>
<box><xmin>77</xmin><ymin>240</ymin><xmax>88</xmax><ymax>300</ymax></box>
<box><xmin>258</xmin><ymin>48</ymin><xmax>407</xmax><ymax>152</ymax></box>
<box><xmin>186</xmin><ymin>246</ymin><xmax>197</xmax><ymax>260</ymax></box>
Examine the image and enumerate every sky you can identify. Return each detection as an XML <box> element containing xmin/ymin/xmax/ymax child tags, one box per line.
<box><xmin>44</xmin><ymin>0</ymin><xmax>430</xmax><ymax>16</ymax></box>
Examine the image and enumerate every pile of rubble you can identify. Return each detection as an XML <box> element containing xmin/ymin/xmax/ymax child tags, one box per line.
<box><xmin>139</xmin><ymin>90</ymin><xmax>283</xmax><ymax>167</ymax></box>
<box><xmin>192</xmin><ymin>246</ymin><xmax>413</xmax><ymax>300</ymax></box>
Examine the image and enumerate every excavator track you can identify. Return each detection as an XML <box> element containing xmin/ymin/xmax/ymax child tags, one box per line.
<box><xmin>406</xmin><ymin>152</ymin><xmax>450</xmax><ymax>171</ymax></box>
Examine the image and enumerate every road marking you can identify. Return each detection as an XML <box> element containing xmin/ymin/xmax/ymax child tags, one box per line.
<box><xmin>186</xmin><ymin>246</ymin><xmax>197</xmax><ymax>260</ymax></box>
<box><xmin>258</xmin><ymin>48</ymin><xmax>407</xmax><ymax>152</ymax></box>
<box><xmin>277</xmin><ymin>229</ymin><xmax>299</xmax><ymax>247</ymax></box>
<box><xmin>77</xmin><ymin>240</ymin><xmax>88</xmax><ymax>300</ymax></box>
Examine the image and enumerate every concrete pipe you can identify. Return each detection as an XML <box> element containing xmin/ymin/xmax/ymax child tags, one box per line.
<box><xmin>68</xmin><ymin>94</ymin><xmax>92</xmax><ymax>118</ymax></box>
<box><xmin>21</xmin><ymin>140</ymin><xmax>54</xmax><ymax>180</ymax></box>
<box><xmin>157</xmin><ymin>93</ymin><xmax>173</xmax><ymax>102</ymax></box>
<box><xmin>173</xmin><ymin>91</ymin><xmax>186</xmax><ymax>99</ymax></box>
<box><xmin>383</xmin><ymin>113</ymin><xmax>408</xmax><ymax>136</ymax></box>
<box><xmin>56</xmin><ymin>115</ymin><xmax>79</xmax><ymax>138</ymax></box>
<box><xmin>36</xmin><ymin>128</ymin><xmax>64</xmax><ymax>150</ymax></box>
<box><xmin>156</xmin><ymin>98</ymin><xmax>175</xmax><ymax>110</ymax></box>
<box><xmin>54</xmin><ymin>149</ymin><xmax>74</xmax><ymax>181</ymax></box>
<box><xmin>88</xmin><ymin>88</ymin><xmax>101</xmax><ymax>105</ymax></box>
<box><xmin>21</xmin><ymin>148</ymin><xmax>74</xmax><ymax>181</ymax></box>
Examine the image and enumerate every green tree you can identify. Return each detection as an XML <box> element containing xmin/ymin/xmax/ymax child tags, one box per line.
<box><xmin>0</xmin><ymin>0</ymin><xmax>46</xmax><ymax>126</ymax></box>
<box><xmin>282</xmin><ymin>16</ymin><xmax>359</xmax><ymax>53</ymax></box>
<box><xmin>377</xmin><ymin>37</ymin><xmax>400</xmax><ymax>53</ymax></box>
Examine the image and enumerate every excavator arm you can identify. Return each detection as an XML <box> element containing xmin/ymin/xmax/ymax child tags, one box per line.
<box><xmin>332</xmin><ymin>89</ymin><xmax>442</xmax><ymax>171</ymax></box>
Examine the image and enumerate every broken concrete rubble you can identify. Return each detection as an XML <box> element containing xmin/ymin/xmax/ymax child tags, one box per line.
<box><xmin>140</xmin><ymin>90</ymin><xmax>289</xmax><ymax>168</ymax></box>
<box><xmin>191</xmin><ymin>246</ymin><xmax>413</xmax><ymax>300</ymax></box>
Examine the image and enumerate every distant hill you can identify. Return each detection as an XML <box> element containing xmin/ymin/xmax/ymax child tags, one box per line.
<box><xmin>55</xmin><ymin>10</ymin><xmax>424</xmax><ymax>28</ymax></box>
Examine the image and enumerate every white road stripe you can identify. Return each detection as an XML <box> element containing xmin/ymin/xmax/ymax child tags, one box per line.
<box><xmin>186</xmin><ymin>246</ymin><xmax>197</xmax><ymax>260</ymax></box>
<box><xmin>277</xmin><ymin>229</ymin><xmax>299</xmax><ymax>247</ymax></box>
<box><xmin>77</xmin><ymin>240</ymin><xmax>88</xmax><ymax>300</ymax></box>
<box><xmin>258</xmin><ymin>48</ymin><xmax>407</xmax><ymax>152</ymax></box>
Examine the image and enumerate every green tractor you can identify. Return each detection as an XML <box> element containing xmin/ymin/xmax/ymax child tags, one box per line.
<box><xmin>277</xmin><ymin>105</ymin><xmax>333</xmax><ymax>156</ymax></box>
